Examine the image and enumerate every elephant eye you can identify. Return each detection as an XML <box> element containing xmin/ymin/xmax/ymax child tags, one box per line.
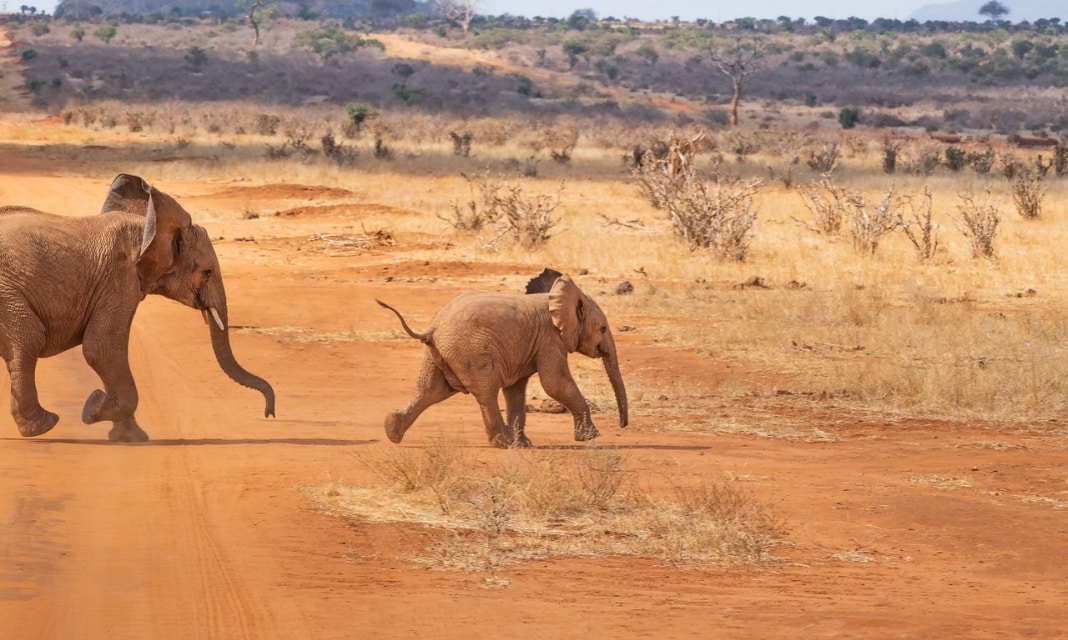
<box><xmin>202</xmin><ymin>269</ymin><xmax>213</xmax><ymax>280</ymax></box>
<box><xmin>600</xmin><ymin>325</ymin><xmax>607</xmax><ymax>334</ymax></box>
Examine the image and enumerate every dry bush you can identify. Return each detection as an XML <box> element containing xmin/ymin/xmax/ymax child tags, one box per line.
<box><xmin>898</xmin><ymin>187</ymin><xmax>940</xmax><ymax>262</ymax></box>
<box><xmin>633</xmin><ymin>133</ymin><xmax>761</xmax><ymax>261</ymax></box>
<box><xmin>957</xmin><ymin>190</ymin><xmax>1001</xmax><ymax>258</ymax></box>
<box><xmin>1011</xmin><ymin>168</ymin><xmax>1044</xmax><ymax>220</ymax></box>
<box><xmin>849</xmin><ymin>187</ymin><xmax>900</xmax><ymax>256</ymax></box>
<box><xmin>898</xmin><ymin>141</ymin><xmax>941</xmax><ymax>176</ymax></box>
<box><xmin>498</xmin><ymin>180</ymin><xmax>564</xmax><ymax>248</ymax></box>
<box><xmin>805</xmin><ymin>140</ymin><xmax>840</xmax><ymax>173</ymax></box>
<box><xmin>440</xmin><ymin>171</ymin><xmax>504</xmax><ymax>231</ymax></box>
<box><xmin>795</xmin><ymin>173</ymin><xmax>849</xmax><ymax>234</ymax></box>
<box><xmin>316</xmin><ymin>446</ymin><xmax>781</xmax><ymax>570</ymax></box>
<box><xmin>440</xmin><ymin>172</ymin><xmax>562</xmax><ymax>248</ymax></box>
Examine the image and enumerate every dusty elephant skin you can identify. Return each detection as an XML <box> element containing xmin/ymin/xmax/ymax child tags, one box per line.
<box><xmin>0</xmin><ymin>174</ymin><xmax>275</xmax><ymax>442</ymax></box>
<box><xmin>377</xmin><ymin>271</ymin><xmax>628</xmax><ymax>448</ymax></box>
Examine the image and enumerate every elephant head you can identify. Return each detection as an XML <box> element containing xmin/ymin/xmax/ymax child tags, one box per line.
<box><xmin>101</xmin><ymin>174</ymin><xmax>275</xmax><ymax>418</ymax></box>
<box><xmin>546</xmin><ymin>274</ymin><xmax>628</xmax><ymax>429</ymax></box>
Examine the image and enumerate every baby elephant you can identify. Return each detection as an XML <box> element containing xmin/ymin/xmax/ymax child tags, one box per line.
<box><xmin>377</xmin><ymin>270</ymin><xmax>628</xmax><ymax>448</ymax></box>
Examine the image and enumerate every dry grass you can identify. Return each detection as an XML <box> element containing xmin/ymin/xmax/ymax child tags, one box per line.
<box><xmin>313</xmin><ymin>442</ymin><xmax>782</xmax><ymax>571</ymax></box>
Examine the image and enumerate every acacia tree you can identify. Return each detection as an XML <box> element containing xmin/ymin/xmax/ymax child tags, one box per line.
<box><xmin>435</xmin><ymin>0</ymin><xmax>479</xmax><ymax>35</ymax></box>
<box><xmin>979</xmin><ymin>0</ymin><xmax>1009</xmax><ymax>21</ymax></box>
<box><xmin>238</xmin><ymin>0</ymin><xmax>278</xmax><ymax>47</ymax></box>
<box><xmin>707</xmin><ymin>35</ymin><xmax>768</xmax><ymax>128</ymax></box>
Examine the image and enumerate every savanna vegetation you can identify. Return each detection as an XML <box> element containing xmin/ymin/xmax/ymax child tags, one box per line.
<box><xmin>3</xmin><ymin>7</ymin><xmax>1068</xmax><ymax>571</ymax></box>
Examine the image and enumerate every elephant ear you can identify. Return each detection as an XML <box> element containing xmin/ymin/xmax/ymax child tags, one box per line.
<box><xmin>548</xmin><ymin>274</ymin><xmax>584</xmax><ymax>352</ymax></box>
<box><xmin>103</xmin><ymin>175</ymin><xmax>194</xmax><ymax>287</ymax></box>
<box><xmin>100</xmin><ymin>174</ymin><xmax>152</xmax><ymax>217</ymax></box>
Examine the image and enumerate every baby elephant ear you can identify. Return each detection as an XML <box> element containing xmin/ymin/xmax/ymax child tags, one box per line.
<box><xmin>100</xmin><ymin>174</ymin><xmax>151</xmax><ymax>216</ymax></box>
<box><xmin>525</xmin><ymin>267</ymin><xmax>563</xmax><ymax>294</ymax></box>
<box><xmin>548</xmin><ymin>273</ymin><xmax>583</xmax><ymax>352</ymax></box>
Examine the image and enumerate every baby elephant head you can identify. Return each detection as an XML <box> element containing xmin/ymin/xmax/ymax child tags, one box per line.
<box><xmin>547</xmin><ymin>274</ymin><xmax>628</xmax><ymax>428</ymax></box>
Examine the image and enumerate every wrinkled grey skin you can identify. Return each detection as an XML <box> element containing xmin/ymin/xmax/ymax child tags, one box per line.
<box><xmin>378</xmin><ymin>272</ymin><xmax>627</xmax><ymax>448</ymax></box>
<box><xmin>0</xmin><ymin>174</ymin><xmax>275</xmax><ymax>442</ymax></box>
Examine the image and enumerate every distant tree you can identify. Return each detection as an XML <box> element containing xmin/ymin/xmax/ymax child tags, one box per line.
<box><xmin>344</xmin><ymin>102</ymin><xmax>377</xmax><ymax>136</ymax></box>
<box><xmin>237</xmin><ymin>0</ymin><xmax>278</xmax><ymax>47</ymax></box>
<box><xmin>707</xmin><ymin>35</ymin><xmax>769</xmax><ymax>127</ymax></box>
<box><xmin>567</xmin><ymin>9</ymin><xmax>595</xmax><ymax>31</ymax></box>
<box><xmin>434</xmin><ymin>0</ymin><xmax>479</xmax><ymax>35</ymax></box>
<box><xmin>70</xmin><ymin>26</ymin><xmax>85</xmax><ymax>41</ymax></box>
<box><xmin>562</xmin><ymin>39</ymin><xmax>588</xmax><ymax>70</ymax></box>
<box><xmin>636</xmin><ymin>42</ymin><xmax>659</xmax><ymax>66</ymax></box>
<box><xmin>392</xmin><ymin>62</ymin><xmax>415</xmax><ymax>84</ymax></box>
<box><xmin>979</xmin><ymin>0</ymin><xmax>1009</xmax><ymax>21</ymax></box>
<box><xmin>293</xmin><ymin>25</ymin><xmax>381</xmax><ymax>61</ymax></box>
<box><xmin>1010</xmin><ymin>38</ymin><xmax>1034</xmax><ymax>59</ymax></box>
<box><xmin>184</xmin><ymin>46</ymin><xmax>208</xmax><ymax>72</ymax></box>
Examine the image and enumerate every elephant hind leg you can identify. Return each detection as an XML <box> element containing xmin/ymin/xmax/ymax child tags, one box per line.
<box><xmin>473</xmin><ymin>391</ymin><xmax>514</xmax><ymax>449</ymax></box>
<box><xmin>386</xmin><ymin>354</ymin><xmax>457</xmax><ymax>444</ymax></box>
<box><xmin>5</xmin><ymin>354</ymin><xmax>59</xmax><ymax>437</ymax></box>
<box><xmin>503</xmin><ymin>377</ymin><xmax>532</xmax><ymax>448</ymax></box>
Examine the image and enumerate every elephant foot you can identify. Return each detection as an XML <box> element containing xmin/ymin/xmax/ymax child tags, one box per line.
<box><xmin>81</xmin><ymin>389</ymin><xmax>109</xmax><ymax>424</ymax></box>
<box><xmin>574</xmin><ymin>423</ymin><xmax>601</xmax><ymax>442</ymax></box>
<box><xmin>511</xmin><ymin>433</ymin><xmax>533</xmax><ymax>448</ymax></box>
<box><xmin>384</xmin><ymin>413</ymin><xmax>408</xmax><ymax>444</ymax></box>
<box><xmin>108</xmin><ymin>421</ymin><xmax>149</xmax><ymax>443</ymax></box>
<box><xmin>16</xmin><ymin>409</ymin><xmax>60</xmax><ymax>438</ymax></box>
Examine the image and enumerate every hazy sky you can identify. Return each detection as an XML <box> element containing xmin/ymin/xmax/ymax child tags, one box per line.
<box><xmin>18</xmin><ymin>0</ymin><xmax>943</xmax><ymax>21</ymax></box>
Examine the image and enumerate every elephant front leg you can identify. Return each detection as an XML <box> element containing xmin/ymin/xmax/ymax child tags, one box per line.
<box><xmin>503</xmin><ymin>377</ymin><xmax>533</xmax><ymax>448</ymax></box>
<box><xmin>5</xmin><ymin>355</ymin><xmax>60</xmax><ymax>437</ymax></box>
<box><xmin>539</xmin><ymin>364</ymin><xmax>599</xmax><ymax>442</ymax></box>
<box><xmin>80</xmin><ymin>341</ymin><xmax>146</xmax><ymax>442</ymax></box>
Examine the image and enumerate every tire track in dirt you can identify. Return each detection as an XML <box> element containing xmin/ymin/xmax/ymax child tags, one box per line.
<box><xmin>124</xmin><ymin>305</ymin><xmax>278</xmax><ymax>639</ymax></box>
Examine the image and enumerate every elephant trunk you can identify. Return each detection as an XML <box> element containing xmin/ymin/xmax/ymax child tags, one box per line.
<box><xmin>602</xmin><ymin>333</ymin><xmax>628</xmax><ymax>428</ymax></box>
<box><xmin>206</xmin><ymin>302</ymin><xmax>276</xmax><ymax>418</ymax></box>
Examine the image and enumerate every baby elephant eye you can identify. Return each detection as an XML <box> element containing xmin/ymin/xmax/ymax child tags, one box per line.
<box><xmin>600</xmin><ymin>325</ymin><xmax>607</xmax><ymax>334</ymax></box>
<box><xmin>202</xmin><ymin>269</ymin><xmax>213</xmax><ymax>280</ymax></box>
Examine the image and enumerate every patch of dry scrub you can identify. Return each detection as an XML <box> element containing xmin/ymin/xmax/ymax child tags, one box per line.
<box><xmin>314</xmin><ymin>444</ymin><xmax>781</xmax><ymax>571</ymax></box>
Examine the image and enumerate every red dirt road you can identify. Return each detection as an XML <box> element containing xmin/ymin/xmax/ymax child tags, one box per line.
<box><xmin>2</xmin><ymin>169</ymin><xmax>1067</xmax><ymax>638</ymax></box>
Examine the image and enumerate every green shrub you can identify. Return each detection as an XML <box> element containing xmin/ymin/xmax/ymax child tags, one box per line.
<box><xmin>838</xmin><ymin>107</ymin><xmax>860</xmax><ymax>129</ymax></box>
<box><xmin>94</xmin><ymin>24</ymin><xmax>117</xmax><ymax>44</ymax></box>
<box><xmin>344</xmin><ymin>102</ymin><xmax>377</xmax><ymax>135</ymax></box>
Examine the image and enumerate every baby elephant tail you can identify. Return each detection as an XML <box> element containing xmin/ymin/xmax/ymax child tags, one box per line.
<box><xmin>376</xmin><ymin>300</ymin><xmax>431</xmax><ymax>344</ymax></box>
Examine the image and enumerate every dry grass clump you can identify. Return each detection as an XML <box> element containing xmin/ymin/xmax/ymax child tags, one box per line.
<box><xmin>314</xmin><ymin>444</ymin><xmax>781</xmax><ymax>571</ymax></box>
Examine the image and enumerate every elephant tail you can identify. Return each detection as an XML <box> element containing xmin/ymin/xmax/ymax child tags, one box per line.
<box><xmin>376</xmin><ymin>299</ymin><xmax>432</xmax><ymax>344</ymax></box>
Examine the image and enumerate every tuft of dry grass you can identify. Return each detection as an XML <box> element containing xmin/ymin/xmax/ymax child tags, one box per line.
<box><xmin>313</xmin><ymin>443</ymin><xmax>782</xmax><ymax>571</ymax></box>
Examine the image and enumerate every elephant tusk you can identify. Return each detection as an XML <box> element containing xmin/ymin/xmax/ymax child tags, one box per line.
<box><xmin>209</xmin><ymin>307</ymin><xmax>226</xmax><ymax>332</ymax></box>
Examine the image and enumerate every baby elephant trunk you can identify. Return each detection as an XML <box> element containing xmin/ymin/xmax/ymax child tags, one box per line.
<box><xmin>601</xmin><ymin>333</ymin><xmax>628</xmax><ymax>428</ymax></box>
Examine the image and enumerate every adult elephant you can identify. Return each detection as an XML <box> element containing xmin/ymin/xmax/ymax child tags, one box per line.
<box><xmin>0</xmin><ymin>174</ymin><xmax>275</xmax><ymax>442</ymax></box>
<box><xmin>377</xmin><ymin>269</ymin><xmax>627</xmax><ymax>447</ymax></box>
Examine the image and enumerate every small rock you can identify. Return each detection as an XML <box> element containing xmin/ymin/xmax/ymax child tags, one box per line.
<box><xmin>616</xmin><ymin>281</ymin><xmax>634</xmax><ymax>295</ymax></box>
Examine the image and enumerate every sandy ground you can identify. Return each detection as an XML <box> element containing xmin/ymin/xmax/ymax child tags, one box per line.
<box><xmin>0</xmin><ymin>149</ymin><xmax>1066</xmax><ymax>639</ymax></box>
